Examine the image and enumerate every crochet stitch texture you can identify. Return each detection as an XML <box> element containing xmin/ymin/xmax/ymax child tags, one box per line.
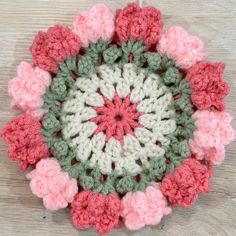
<box><xmin>1</xmin><ymin>2</ymin><xmax>235</xmax><ymax>235</ymax></box>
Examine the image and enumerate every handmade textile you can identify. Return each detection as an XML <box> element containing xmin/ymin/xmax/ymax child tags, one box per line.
<box><xmin>1</xmin><ymin>2</ymin><xmax>235</xmax><ymax>234</ymax></box>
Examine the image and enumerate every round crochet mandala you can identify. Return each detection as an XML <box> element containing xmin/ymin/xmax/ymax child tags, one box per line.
<box><xmin>1</xmin><ymin>2</ymin><xmax>235</xmax><ymax>234</ymax></box>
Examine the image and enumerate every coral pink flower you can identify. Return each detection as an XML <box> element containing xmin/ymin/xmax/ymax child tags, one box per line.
<box><xmin>8</xmin><ymin>61</ymin><xmax>51</xmax><ymax>120</ymax></box>
<box><xmin>26</xmin><ymin>158</ymin><xmax>78</xmax><ymax>211</ymax></box>
<box><xmin>186</xmin><ymin>62</ymin><xmax>229</xmax><ymax>110</ymax></box>
<box><xmin>0</xmin><ymin>115</ymin><xmax>49</xmax><ymax>171</ymax></box>
<box><xmin>115</xmin><ymin>3</ymin><xmax>163</xmax><ymax>48</ymax></box>
<box><xmin>73</xmin><ymin>3</ymin><xmax>114</xmax><ymax>47</ymax></box>
<box><xmin>157</xmin><ymin>26</ymin><xmax>207</xmax><ymax>69</ymax></box>
<box><xmin>90</xmin><ymin>93</ymin><xmax>143</xmax><ymax>145</ymax></box>
<box><xmin>161</xmin><ymin>158</ymin><xmax>212</xmax><ymax>207</ymax></box>
<box><xmin>71</xmin><ymin>190</ymin><xmax>121</xmax><ymax>234</ymax></box>
<box><xmin>189</xmin><ymin>111</ymin><xmax>235</xmax><ymax>165</ymax></box>
<box><xmin>121</xmin><ymin>183</ymin><xmax>171</xmax><ymax>230</ymax></box>
<box><xmin>30</xmin><ymin>25</ymin><xmax>81</xmax><ymax>71</ymax></box>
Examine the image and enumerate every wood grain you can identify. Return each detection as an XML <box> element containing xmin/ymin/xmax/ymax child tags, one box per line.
<box><xmin>0</xmin><ymin>0</ymin><xmax>236</xmax><ymax>235</ymax></box>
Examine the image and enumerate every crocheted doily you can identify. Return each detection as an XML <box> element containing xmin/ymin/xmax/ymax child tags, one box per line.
<box><xmin>1</xmin><ymin>2</ymin><xmax>235</xmax><ymax>234</ymax></box>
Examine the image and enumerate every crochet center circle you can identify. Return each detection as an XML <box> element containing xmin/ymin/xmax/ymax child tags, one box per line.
<box><xmin>41</xmin><ymin>41</ymin><xmax>195</xmax><ymax>194</ymax></box>
<box><xmin>62</xmin><ymin>63</ymin><xmax>176</xmax><ymax>175</ymax></box>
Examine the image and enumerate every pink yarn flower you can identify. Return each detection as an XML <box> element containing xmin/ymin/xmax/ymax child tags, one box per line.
<box><xmin>73</xmin><ymin>3</ymin><xmax>114</xmax><ymax>47</ymax></box>
<box><xmin>90</xmin><ymin>93</ymin><xmax>143</xmax><ymax>145</ymax></box>
<box><xmin>121</xmin><ymin>183</ymin><xmax>171</xmax><ymax>230</ymax></box>
<box><xmin>189</xmin><ymin>111</ymin><xmax>235</xmax><ymax>165</ymax></box>
<box><xmin>8</xmin><ymin>61</ymin><xmax>51</xmax><ymax>120</ymax></box>
<box><xmin>26</xmin><ymin>158</ymin><xmax>78</xmax><ymax>211</ymax></box>
<box><xmin>0</xmin><ymin>115</ymin><xmax>49</xmax><ymax>171</ymax></box>
<box><xmin>71</xmin><ymin>190</ymin><xmax>121</xmax><ymax>234</ymax></box>
<box><xmin>157</xmin><ymin>26</ymin><xmax>207</xmax><ymax>69</ymax></box>
<box><xmin>115</xmin><ymin>3</ymin><xmax>163</xmax><ymax>48</ymax></box>
<box><xmin>186</xmin><ymin>62</ymin><xmax>229</xmax><ymax>110</ymax></box>
<box><xmin>30</xmin><ymin>25</ymin><xmax>81</xmax><ymax>72</ymax></box>
<box><xmin>161</xmin><ymin>158</ymin><xmax>212</xmax><ymax>207</ymax></box>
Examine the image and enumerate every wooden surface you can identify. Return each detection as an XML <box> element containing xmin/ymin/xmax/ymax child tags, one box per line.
<box><xmin>0</xmin><ymin>0</ymin><xmax>236</xmax><ymax>235</ymax></box>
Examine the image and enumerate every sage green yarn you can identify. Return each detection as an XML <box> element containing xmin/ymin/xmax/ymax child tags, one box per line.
<box><xmin>80</xmin><ymin>176</ymin><xmax>94</xmax><ymax>190</ymax></box>
<box><xmin>163</xmin><ymin>67</ymin><xmax>182</xmax><ymax>85</ymax></box>
<box><xmin>42</xmin><ymin>112</ymin><xmax>61</xmax><ymax>133</ymax></box>
<box><xmin>148</xmin><ymin>157</ymin><xmax>167</xmax><ymax>180</ymax></box>
<box><xmin>50</xmin><ymin>139</ymin><xmax>69</xmax><ymax>158</ymax></box>
<box><xmin>160</xmin><ymin>55</ymin><xmax>175</xmax><ymax>69</ymax></box>
<box><xmin>40</xmin><ymin>39</ymin><xmax>196</xmax><ymax>195</ymax></box>
<box><xmin>120</xmin><ymin>40</ymin><xmax>146</xmax><ymax>67</ymax></box>
<box><xmin>116</xmin><ymin>176</ymin><xmax>136</xmax><ymax>193</ymax></box>
<box><xmin>144</xmin><ymin>52</ymin><xmax>162</xmax><ymax>71</ymax></box>
<box><xmin>77</xmin><ymin>55</ymin><xmax>96</xmax><ymax>76</ymax></box>
<box><xmin>103</xmin><ymin>45</ymin><xmax>122</xmax><ymax>64</ymax></box>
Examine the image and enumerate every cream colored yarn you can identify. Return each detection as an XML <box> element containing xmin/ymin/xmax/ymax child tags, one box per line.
<box><xmin>61</xmin><ymin>64</ymin><xmax>176</xmax><ymax>175</ymax></box>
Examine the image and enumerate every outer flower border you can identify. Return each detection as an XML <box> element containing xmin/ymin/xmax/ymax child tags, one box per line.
<box><xmin>0</xmin><ymin>2</ymin><xmax>235</xmax><ymax>234</ymax></box>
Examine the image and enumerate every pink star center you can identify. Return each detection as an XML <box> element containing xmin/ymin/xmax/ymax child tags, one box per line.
<box><xmin>90</xmin><ymin>93</ymin><xmax>143</xmax><ymax>145</ymax></box>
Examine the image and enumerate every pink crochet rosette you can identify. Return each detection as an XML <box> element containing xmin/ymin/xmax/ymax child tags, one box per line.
<box><xmin>0</xmin><ymin>2</ymin><xmax>235</xmax><ymax>235</ymax></box>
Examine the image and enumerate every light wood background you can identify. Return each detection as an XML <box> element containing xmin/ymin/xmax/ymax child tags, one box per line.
<box><xmin>0</xmin><ymin>0</ymin><xmax>236</xmax><ymax>235</ymax></box>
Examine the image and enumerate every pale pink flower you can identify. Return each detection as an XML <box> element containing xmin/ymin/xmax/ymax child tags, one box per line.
<box><xmin>190</xmin><ymin>111</ymin><xmax>235</xmax><ymax>165</ymax></box>
<box><xmin>121</xmin><ymin>183</ymin><xmax>171</xmax><ymax>230</ymax></box>
<box><xmin>26</xmin><ymin>158</ymin><xmax>78</xmax><ymax>211</ymax></box>
<box><xmin>157</xmin><ymin>26</ymin><xmax>207</xmax><ymax>69</ymax></box>
<box><xmin>73</xmin><ymin>3</ymin><xmax>114</xmax><ymax>47</ymax></box>
<box><xmin>8</xmin><ymin>61</ymin><xmax>51</xmax><ymax>119</ymax></box>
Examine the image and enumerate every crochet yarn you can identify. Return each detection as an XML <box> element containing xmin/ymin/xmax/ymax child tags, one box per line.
<box><xmin>1</xmin><ymin>2</ymin><xmax>235</xmax><ymax>235</ymax></box>
<box><xmin>8</xmin><ymin>61</ymin><xmax>51</xmax><ymax>119</ymax></box>
<box><xmin>1</xmin><ymin>115</ymin><xmax>49</xmax><ymax>170</ymax></box>
<box><xmin>27</xmin><ymin>158</ymin><xmax>78</xmax><ymax>210</ymax></box>
<box><xmin>71</xmin><ymin>190</ymin><xmax>121</xmax><ymax>234</ymax></box>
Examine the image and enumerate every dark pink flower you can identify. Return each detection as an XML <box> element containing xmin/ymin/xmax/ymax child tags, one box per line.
<box><xmin>186</xmin><ymin>62</ymin><xmax>229</xmax><ymax>110</ymax></box>
<box><xmin>30</xmin><ymin>25</ymin><xmax>81</xmax><ymax>72</ymax></box>
<box><xmin>1</xmin><ymin>114</ymin><xmax>49</xmax><ymax>171</ymax></box>
<box><xmin>71</xmin><ymin>190</ymin><xmax>121</xmax><ymax>234</ymax></box>
<box><xmin>115</xmin><ymin>3</ymin><xmax>163</xmax><ymax>48</ymax></box>
<box><xmin>160</xmin><ymin>158</ymin><xmax>212</xmax><ymax>207</ymax></box>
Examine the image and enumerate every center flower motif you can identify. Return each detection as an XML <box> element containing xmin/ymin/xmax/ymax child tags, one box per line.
<box><xmin>90</xmin><ymin>93</ymin><xmax>143</xmax><ymax>145</ymax></box>
<box><xmin>61</xmin><ymin>63</ymin><xmax>177</xmax><ymax>175</ymax></box>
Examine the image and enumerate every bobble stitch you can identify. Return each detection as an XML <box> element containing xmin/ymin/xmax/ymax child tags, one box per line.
<box><xmin>77</xmin><ymin>55</ymin><xmax>96</xmax><ymax>76</ymax></box>
<box><xmin>73</xmin><ymin>4</ymin><xmax>114</xmax><ymax>47</ymax></box>
<box><xmin>148</xmin><ymin>157</ymin><xmax>167</xmax><ymax>180</ymax></box>
<box><xmin>103</xmin><ymin>45</ymin><xmax>122</xmax><ymax>65</ymax></box>
<box><xmin>161</xmin><ymin>158</ymin><xmax>212</xmax><ymax>207</ymax></box>
<box><xmin>51</xmin><ymin>140</ymin><xmax>69</xmax><ymax>158</ymax></box>
<box><xmin>163</xmin><ymin>67</ymin><xmax>181</xmax><ymax>84</ymax></box>
<box><xmin>51</xmin><ymin>77</ymin><xmax>68</xmax><ymax>100</ymax></box>
<box><xmin>1</xmin><ymin>115</ymin><xmax>49</xmax><ymax>171</ymax></box>
<box><xmin>144</xmin><ymin>52</ymin><xmax>162</xmax><ymax>71</ymax></box>
<box><xmin>30</xmin><ymin>25</ymin><xmax>81</xmax><ymax>72</ymax></box>
<box><xmin>115</xmin><ymin>3</ymin><xmax>163</xmax><ymax>48</ymax></box>
<box><xmin>116</xmin><ymin>176</ymin><xmax>136</xmax><ymax>193</ymax></box>
<box><xmin>8</xmin><ymin>61</ymin><xmax>51</xmax><ymax>119</ymax></box>
<box><xmin>27</xmin><ymin>158</ymin><xmax>78</xmax><ymax>211</ymax></box>
<box><xmin>190</xmin><ymin>110</ymin><xmax>235</xmax><ymax>165</ymax></box>
<box><xmin>80</xmin><ymin>176</ymin><xmax>94</xmax><ymax>189</ymax></box>
<box><xmin>186</xmin><ymin>62</ymin><xmax>229</xmax><ymax>111</ymax></box>
<box><xmin>42</xmin><ymin>113</ymin><xmax>61</xmax><ymax>132</ymax></box>
<box><xmin>121</xmin><ymin>183</ymin><xmax>171</xmax><ymax>230</ymax></box>
<box><xmin>158</xmin><ymin>26</ymin><xmax>207</xmax><ymax>69</ymax></box>
<box><xmin>71</xmin><ymin>190</ymin><xmax>121</xmax><ymax>234</ymax></box>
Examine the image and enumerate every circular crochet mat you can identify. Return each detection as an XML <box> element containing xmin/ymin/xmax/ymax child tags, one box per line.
<box><xmin>1</xmin><ymin>2</ymin><xmax>235</xmax><ymax>234</ymax></box>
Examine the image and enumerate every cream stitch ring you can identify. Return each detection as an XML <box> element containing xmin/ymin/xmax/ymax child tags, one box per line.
<box><xmin>0</xmin><ymin>2</ymin><xmax>235</xmax><ymax>235</ymax></box>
